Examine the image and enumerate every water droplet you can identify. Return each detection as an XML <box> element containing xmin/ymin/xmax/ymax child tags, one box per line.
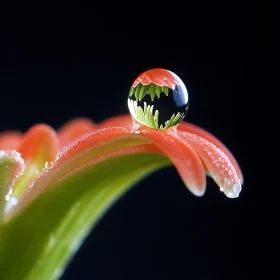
<box><xmin>5</xmin><ymin>197</ymin><xmax>18</xmax><ymax>213</ymax></box>
<box><xmin>221</xmin><ymin>181</ymin><xmax>242</xmax><ymax>198</ymax></box>
<box><xmin>55</xmin><ymin>152</ymin><xmax>63</xmax><ymax>160</ymax></box>
<box><xmin>128</xmin><ymin>68</ymin><xmax>189</xmax><ymax>129</ymax></box>
<box><xmin>44</xmin><ymin>161</ymin><xmax>54</xmax><ymax>170</ymax></box>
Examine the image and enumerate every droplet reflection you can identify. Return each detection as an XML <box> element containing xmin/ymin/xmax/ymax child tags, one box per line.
<box><xmin>128</xmin><ymin>68</ymin><xmax>189</xmax><ymax>129</ymax></box>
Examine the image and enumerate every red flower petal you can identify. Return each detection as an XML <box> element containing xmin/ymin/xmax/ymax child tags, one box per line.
<box><xmin>18</xmin><ymin>127</ymin><xmax>151</xmax><ymax>204</ymax></box>
<box><xmin>98</xmin><ymin>114</ymin><xmax>243</xmax><ymax>195</ymax></box>
<box><xmin>57</xmin><ymin>117</ymin><xmax>97</xmax><ymax>151</ymax></box>
<box><xmin>17</xmin><ymin>125</ymin><xmax>206</xmax><ymax>211</ymax></box>
<box><xmin>100</xmin><ymin>118</ymin><xmax>206</xmax><ymax>195</ymax></box>
<box><xmin>139</xmin><ymin>128</ymin><xmax>206</xmax><ymax>196</ymax></box>
<box><xmin>178</xmin><ymin>131</ymin><xmax>242</xmax><ymax>198</ymax></box>
<box><xmin>17</xmin><ymin>124</ymin><xmax>60</xmax><ymax>169</ymax></box>
<box><xmin>97</xmin><ymin>114</ymin><xmax>135</xmax><ymax>129</ymax></box>
<box><xmin>98</xmin><ymin>115</ymin><xmax>243</xmax><ymax>185</ymax></box>
<box><xmin>0</xmin><ymin>131</ymin><xmax>22</xmax><ymax>150</ymax></box>
<box><xmin>6</xmin><ymin>112</ymin><xmax>242</xmax><ymax>214</ymax></box>
<box><xmin>177</xmin><ymin>122</ymin><xmax>243</xmax><ymax>184</ymax></box>
<box><xmin>60</xmin><ymin>126</ymin><xmax>206</xmax><ymax>196</ymax></box>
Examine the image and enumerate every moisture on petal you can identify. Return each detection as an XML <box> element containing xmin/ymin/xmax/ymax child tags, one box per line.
<box><xmin>178</xmin><ymin>131</ymin><xmax>242</xmax><ymax>198</ymax></box>
<box><xmin>177</xmin><ymin>122</ymin><xmax>243</xmax><ymax>184</ymax></box>
<box><xmin>138</xmin><ymin>128</ymin><xmax>206</xmax><ymax>196</ymax></box>
<box><xmin>99</xmin><ymin>116</ymin><xmax>207</xmax><ymax>195</ymax></box>
<box><xmin>97</xmin><ymin>114</ymin><xmax>243</xmax><ymax>197</ymax></box>
<box><xmin>0</xmin><ymin>150</ymin><xmax>25</xmax><ymax>217</ymax></box>
<box><xmin>17</xmin><ymin>124</ymin><xmax>60</xmax><ymax>170</ymax></box>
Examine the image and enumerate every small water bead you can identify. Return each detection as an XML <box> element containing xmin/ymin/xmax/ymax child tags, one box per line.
<box><xmin>44</xmin><ymin>161</ymin><xmax>54</xmax><ymax>171</ymax></box>
<box><xmin>128</xmin><ymin>68</ymin><xmax>189</xmax><ymax>129</ymax></box>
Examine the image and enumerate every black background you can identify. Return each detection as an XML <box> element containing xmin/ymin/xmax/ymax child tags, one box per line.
<box><xmin>0</xmin><ymin>1</ymin><xmax>275</xmax><ymax>280</ymax></box>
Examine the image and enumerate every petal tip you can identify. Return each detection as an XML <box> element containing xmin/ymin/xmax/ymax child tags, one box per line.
<box><xmin>193</xmin><ymin>188</ymin><xmax>206</xmax><ymax>197</ymax></box>
<box><xmin>187</xmin><ymin>182</ymin><xmax>206</xmax><ymax>197</ymax></box>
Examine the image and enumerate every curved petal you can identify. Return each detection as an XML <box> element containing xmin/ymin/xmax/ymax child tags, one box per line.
<box><xmin>9</xmin><ymin>125</ymin><xmax>61</xmax><ymax>202</ymax></box>
<box><xmin>0</xmin><ymin>131</ymin><xmax>22</xmax><ymax>150</ymax></box>
<box><xmin>178</xmin><ymin>122</ymin><xmax>243</xmax><ymax>184</ymax></box>
<box><xmin>16</xmin><ymin>127</ymin><xmax>151</xmax><ymax>211</ymax></box>
<box><xmin>17</xmin><ymin>124</ymin><xmax>60</xmax><ymax>169</ymax></box>
<box><xmin>57</xmin><ymin>117</ymin><xmax>97</xmax><ymax>151</ymax></box>
<box><xmin>98</xmin><ymin>114</ymin><xmax>135</xmax><ymax>129</ymax></box>
<box><xmin>97</xmin><ymin>125</ymin><xmax>206</xmax><ymax>195</ymax></box>
<box><xmin>178</xmin><ymin>131</ymin><xmax>242</xmax><ymax>198</ymax></box>
<box><xmin>138</xmin><ymin>127</ymin><xmax>206</xmax><ymax>196</ymax></box>
<box><xmin>16</xmin><ymin>126</ymin><xmax>206</xmax><ymax>213</ymax></box>
<box><xmin>99</xmin><ymin>115</ymin><xmax>243</xmax><ymax>185</ymax></box>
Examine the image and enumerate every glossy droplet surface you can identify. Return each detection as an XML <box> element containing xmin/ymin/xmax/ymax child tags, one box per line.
<box><xmin>128</xmin><ymin>68</ymin><xmax>189</xmax><ymax>129</ymax></box>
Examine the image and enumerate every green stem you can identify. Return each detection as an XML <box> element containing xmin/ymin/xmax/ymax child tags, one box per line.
<box><xmin>0</xmin><ymin>153</ymin><xmax>170</xmax><ymax>280</ymax></box>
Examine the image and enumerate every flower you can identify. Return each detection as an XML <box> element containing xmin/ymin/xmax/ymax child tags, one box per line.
<box><xmin>0</xmin><ymin>114</ymin><xmax>243</xmax><ymax>220</ymax></box>
<box><xmin>0</xmin><ymin>69</ymin><xmax>243</xmax><ymax>280</ymax></box>
<box><xmin>98</xmin><ymin>115</ymin><xmax>243</xmax><ymax>197</ymax></box>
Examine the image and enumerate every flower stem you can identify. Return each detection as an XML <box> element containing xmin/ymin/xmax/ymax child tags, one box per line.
<box><xmin>0</xmin><ymin>153</ymin><xmax>170</xmax><ymax>280</ymax></box>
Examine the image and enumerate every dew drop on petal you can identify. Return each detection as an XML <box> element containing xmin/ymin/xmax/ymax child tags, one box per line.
<box><xmin>44</xmin><ymin>161</ymin><xmax>54</xmax><ymax>170</ymax></box>
<box><xmin>128</xmin><ymin>68</ymin><xmax>189</xmax><ymax>130</ymax></box>
<box><xmin>5</xmin><ymin>197</ymin><xmax>18</xmax><ymax>213</ymax></box>
<box><xmin>222</xmin><ymin>180</ymin><xmax>242</xmax><ymax>198</ymax></box>
<box><xmin>55</xmin><ymin>152</ymin><xmax>63</xmax><ymax>160</ymax></box>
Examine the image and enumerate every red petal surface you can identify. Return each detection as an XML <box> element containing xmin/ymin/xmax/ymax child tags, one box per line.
<box><xmin>138</xmin><ymin>128</ymin><xmax>206</xmax><ymax>196</ymax></box>
<box><xmin>99</xmin><ymin>115</ymin><xmax>243</xmax><ymax>185</ymax></box>
<box><xmin>98</xmin><ymin>114</ymin><xmax>135</xmax><ymax>129</ymax></box>
<box><xmin>54</xmin><ymin>144</ymin><xmax>166</xmax><ymax>185</ymax></box>
<box><xmin>100</xmin><ymin>120</ymin><xmax>206</xmax><ymax>195</ymax></box>
<box><xmin>98</xmin><ymin>114</ymin><xmax>243</xmax><ymax>195</ymax></box>
<box><xmin>8</xmin><ymin>113</ymin><xmax>243</xmax><ymax>213</ymax></box>
<box><xmin>17</xmin><ymin>124</ymin><xmax>60</xmax><ymax>169</ymax></box>
<box><xmin>178</xmin><ymin>131</ymin><xmax>242</xmax><ymax>198</ymax></box>
<box><xmin>0</xmin><ymin>131</ymin><xmax>22</xmax><ymax>150</ymax></box>
<box><xmin>58</xmin><ymin>117</ymin><xmax>97</xmax><ymax>151</ymax></box>
<box><xmin>178</xmin><ymin>122</ymin><xmax>243</xmax><ymax>184</ymax></box>
<box><xmin>57</xmin><ymin>126</ymin><xmax>205</xmax><ymax>196</ymax></box>
<box><xmin>18</xmin><ymin>125</ymin><xmax>206</xmax><ymax>211</ymax></box>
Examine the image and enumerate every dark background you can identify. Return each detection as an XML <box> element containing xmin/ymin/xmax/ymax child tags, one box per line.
<box><xmin>0</xmin><ymin>1</ymin><xmax>274</xmax><ymax>280</ymax></box>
